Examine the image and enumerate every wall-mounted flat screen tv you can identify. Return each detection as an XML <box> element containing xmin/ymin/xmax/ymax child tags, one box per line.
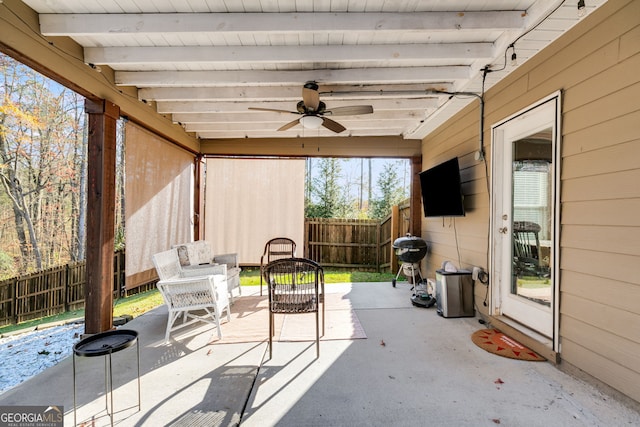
<box><xmin>419</xmin><ymin>157</ymin><xmax>465</xmax><ymax>217</ymax></box>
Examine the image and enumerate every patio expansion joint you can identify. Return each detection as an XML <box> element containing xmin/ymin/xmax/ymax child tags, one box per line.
<box><xmin>238</xmin><ymin>341</ymin><xmax>269</xmax><ymax>424</ymax></box>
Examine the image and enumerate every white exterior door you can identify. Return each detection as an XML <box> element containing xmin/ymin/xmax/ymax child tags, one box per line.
<box><xmin>491</xmin><ymin>94</ymin><xmax>561</xmax><ymax>344</ymax></box>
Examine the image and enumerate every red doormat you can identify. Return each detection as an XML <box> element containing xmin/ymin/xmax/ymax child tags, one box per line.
<box><xmin>471</xmin><ymin>329</ymin><xmax>544</xmax><ymax>361</ymax></box>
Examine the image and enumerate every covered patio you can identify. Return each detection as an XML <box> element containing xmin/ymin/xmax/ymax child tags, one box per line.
<box><xmin>2</xmin><ymin>0</ymin><xmax>640</xmax><ymax>414</ymax></box>
<box><xmin>1</xmin><ymin>283</ymin><xmax>638</xmax><ymax>426</ymax></box>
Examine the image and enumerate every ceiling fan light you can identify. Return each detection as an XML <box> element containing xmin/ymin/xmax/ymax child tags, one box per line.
<box><xmin>299</xmin><ymin>115</ymin><xmax>323</xmax><ymax>129</ymax></box>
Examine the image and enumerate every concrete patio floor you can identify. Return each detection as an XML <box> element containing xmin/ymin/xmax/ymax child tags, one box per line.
<box><xmin>1</xmin><ymin>282</ymin><xmax>639</xmax><ymax>426</ymax></box>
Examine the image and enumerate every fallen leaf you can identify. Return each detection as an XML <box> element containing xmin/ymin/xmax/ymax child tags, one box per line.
<box><xmin>380</xmin><ymin>340</ymin><xmax>386</xmax><ymax>347</ymax></box>
<box><xmin>494</xmin><ymin>378</ymin><xmax>504</xmax><ymax>384</ymax></box>
<box><xmin>492</xmin><ymin>419</ymin><xmax>501</xmax><ymax>424</ymax></box>
<box><xmin>207</xmin><ymin>349</ymin><xmax>212</xmax><ymax>355</ymax></box>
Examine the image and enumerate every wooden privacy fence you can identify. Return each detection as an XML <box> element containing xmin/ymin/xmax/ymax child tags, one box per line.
<box><xmin>0</xmin><ymin>203</ymin><xmax>412</xmax><ymax>326</ymax></box>
<box><xmin>0</xmin><ymin>251</ymin><xmax>125</xmax><ymax>327</ymax></box>
<box><xmin>305</xmin><ymin>218</ymin><xmax>381</xmax><ymax>270</ymax></box>
<box><xmin>304</xmin><ymin>201</ymin><xmax>412</xmax><ymax>271</ymax></box>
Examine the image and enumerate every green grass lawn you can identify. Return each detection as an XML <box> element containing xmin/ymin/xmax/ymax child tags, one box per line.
<box><xmin>238</xmin><ymin>268</ymin><xmax>396</xmax><ymax>286</ymax></box>
<box><xmin>0</xmin><ymin>269</ymin><xmax>397</xmax><ymax>336</ymax></box>
<box><xmin>517</xmin><ymin>276</ymin><xmax>551</xmax><ymax>288</ymax></box>
<box><xmin>0</xmin><ymin>289</ymin><xmax>165</xmax><ymax>336</ymax></box>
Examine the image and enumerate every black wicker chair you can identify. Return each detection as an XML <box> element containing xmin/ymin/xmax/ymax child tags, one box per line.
<box><xmin>259</xmin><ymin>237</ymin><xmax>296</xmax><ymax>295</ymax></box>
<box><xmin>264</xmin><ymin>258</ymin><xmax>324</xmax><ymax>359</ymax></box>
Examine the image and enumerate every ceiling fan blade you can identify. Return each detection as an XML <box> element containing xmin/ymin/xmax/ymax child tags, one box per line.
<box><xmin>302</xmin><ymin>81</ymin><xmax>320</xmax><ymax>111</ymax></box>
<box><xmin>277</xmin><ymin>118</ymin><xmax>301</xmax><ymax>131</ymax></box>
<box><xmin>325</xmin><ymin>105</ymin><xmax>374</xmax><ymax>116</ymax></box>
<box><xmin>248</xmin><ymin>107</ymin><xmax>299</xmax><ymax>115</ymax></box>
<box><xmin>321</xmin><ymin>117</ymin><xmax>346</xmax><ymax>133</ymax></box>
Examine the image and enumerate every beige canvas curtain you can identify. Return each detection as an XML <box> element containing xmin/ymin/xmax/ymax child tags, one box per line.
<box><xmin>125</xmin><ymin>122</ymin><xmax>194</xmax><ymax>288</ymax></box>
<box><xmin>204</xmin><ymin>158</ymin><xmax>305</xmax><ymax>265</ymax></box>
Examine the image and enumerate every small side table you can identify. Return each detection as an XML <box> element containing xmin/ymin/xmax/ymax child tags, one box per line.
<box><xmin>72</xmin><ymin>329</ymin><xmax>140</xmax><ymax>427</ymax></box>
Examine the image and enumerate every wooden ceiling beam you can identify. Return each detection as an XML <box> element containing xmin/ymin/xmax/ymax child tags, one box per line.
<box><xmin>182</xmin><ymin>113</ymin><xmax>422</xmax><ymax>124</ymax></box>
<box><xmin>200</xmin><ymin>135</ymin><xmax>421</xmax><ymax>157</ymax></box>
<box><xmin>41</xmin><ymin>12</ymin><xmax>525</xmax><ymax>35</ymax></box>
<box><xmin>159</xmin><ymin>99</ymin><xmax>438</xmax><ymax>113</ymax></box>
<box><xmin>116</xmin><ymin>67</ymin><xmax>470</xmax><ymax>87</ymax></box>
<box><xmin>85</xmin><ymin>43</ymin><xmax>493</xmax><ymax>65</ymax></box>
<box><xmin>197</xmin><ymin>128</ymin><xmax>411</xmax><ymax>139</ymax></box>
<box><xmin>141</xmin><ymin>84</ymin><xmax>454</xmax><ymax>102</ymax></box>
<box><xmin>184</xmin><ymin>118</ymin><xmax>417</xmax><ymax>132</ymax></box>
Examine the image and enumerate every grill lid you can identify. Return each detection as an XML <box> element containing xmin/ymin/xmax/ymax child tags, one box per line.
<box><xmin>393</xmin><ymin>234</ymin><xmax>428</xmax><ymax>263</ymax></box>
<box><xmin>393</xmin><ymin>234</ymin><xmax>427</xmax><ymax>250</ymax></box>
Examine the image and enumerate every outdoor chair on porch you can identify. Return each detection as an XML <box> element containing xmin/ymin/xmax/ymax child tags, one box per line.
<box><xmin>172</xmin><ymin>241</ymin><xmax>241</xmax><ymax>303</ymax></box>
<box><xmin>152</xmin><ymin>248</ymin><xmax>231</xmax><ymax>343</ymax></box>
<box><xmin>513</xmin><ymin>221</ymin><xmax>545</xmax><ymax>277</ymax></box>
<box><xmin>259</xmin><ymin>237</ymin><xmax>297</xmax><ymax>295</ymax></box>
<box><xmin>264</xmin><ymin>258</ymin><xmax>324</xmax><ymax>359</ymax></box>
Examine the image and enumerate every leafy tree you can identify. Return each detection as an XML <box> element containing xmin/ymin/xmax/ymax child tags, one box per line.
<box><xmin>305</xmin><ymin>158</ymin><xmax>350</xmax><ymax>218</ymax></box>
<box><xmin>369</xmin><ymin>161</ymin><xmax>407</xmax><ymax>219</ymax></box>
<box><xmin>305</xmin><ymin>158</ymin><xmax>410</xmax><ymax>219</ymax></box>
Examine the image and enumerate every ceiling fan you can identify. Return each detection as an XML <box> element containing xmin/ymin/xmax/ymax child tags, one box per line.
<box><xmin>248</xmin><ymin>81</ymin><xmax>374</xmax><ymax>133</ymax></box>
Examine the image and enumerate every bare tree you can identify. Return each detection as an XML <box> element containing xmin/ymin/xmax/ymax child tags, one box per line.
<box><xmin>1</xmin><ymin>56</ymin><xmax>43</xmax><ymax>270</ymax></box>
<box><xmin>0</xmin><ymin>54</ymin><xmax>87</xmax><ymax>275</ymax></box>
<box><xmin>69</xmin><ymin>92</ymin><xmax>88</xmax><ymax>262</ymax></box>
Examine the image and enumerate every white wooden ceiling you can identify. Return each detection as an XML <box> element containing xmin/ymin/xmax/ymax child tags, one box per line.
<box><xmin>23</xmin><ymin>0</ymin><xmax>605</xmax><ymax>141</ymax></box>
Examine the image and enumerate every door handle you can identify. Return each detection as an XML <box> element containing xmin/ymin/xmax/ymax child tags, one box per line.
<box><xmin>499</xmin><ymin>227</ymin><xmax>508</xmax><ymax>234</ymax></box>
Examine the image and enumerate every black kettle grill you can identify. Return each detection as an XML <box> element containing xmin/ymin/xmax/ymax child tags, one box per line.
<box><xmin>391</xmin><ymin>234</ymin><xmax>428</xmax><ymax>287</ymax></box>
